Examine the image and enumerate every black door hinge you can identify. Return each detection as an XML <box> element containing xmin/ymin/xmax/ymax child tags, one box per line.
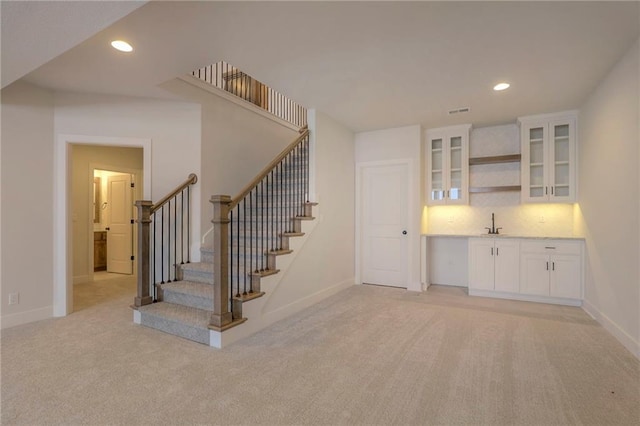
<box><xmin>131</xmin><ymin>219</ymin><xmax>134</xmax><ymax>224</ymax></box>
<box><xmin>130</xmin><ymin>183</ymin><xmax>135</xmax><ymax>188</ymax></box>
<box><xmin>130</xmin><ymin>255</ymin><xmax>135</xmax><ymax>261</ymax></box>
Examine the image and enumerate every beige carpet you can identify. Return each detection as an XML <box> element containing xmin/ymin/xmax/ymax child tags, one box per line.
<box><xmin>1</xmin><ymin>281</ymin><xmax>639</xmax><ymax>425</ymax></box>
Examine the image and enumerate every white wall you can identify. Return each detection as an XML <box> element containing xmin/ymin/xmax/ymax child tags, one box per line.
<box><xmin>576</xmin><ymin>39</ymin><xmax>639</xmax><ymax>357</ymax></box>
<box><xmin>262</xmin><ymin>110</ymin><xmax>355</xmax><ymax>312</ymax></box>
<box><xmin>355</xmin><ymin>125</ymin><xmax>423</xmax><ymax>291</ymax></box>
<box><xmin>54</xmin><ymin>92</ymin><xmax>201</xmax><ymax>203</ymax></box>
<box><xmin>160</xmin><ymin>78</ymin><xmax>298</xmax><ymax>234</ymax></box>
<box><xmin>1</xmin><ymin>81</ymin><xmax>55</xmax><ymax>327</ymax></box>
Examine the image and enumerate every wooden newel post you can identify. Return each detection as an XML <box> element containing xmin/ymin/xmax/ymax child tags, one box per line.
<box><xmin>209</xmin><ymin>195</ymin><xmax>233</xmax><ymax>329</ymax></box>
<box><xmin>134</xmin><ymin>200</ymin><xmax>154</xmax><ymax>308</ymax></box>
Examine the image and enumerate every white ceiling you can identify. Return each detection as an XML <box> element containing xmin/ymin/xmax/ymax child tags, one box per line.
<box><xmin>0</xmin><ymin>0</ymin><xmax>147</xmax><ymax>89</ymax></box>
<box><xmin>6</xmin><ymin>1</ymin><xmax>640</xmax><ymax>132</ymax></box>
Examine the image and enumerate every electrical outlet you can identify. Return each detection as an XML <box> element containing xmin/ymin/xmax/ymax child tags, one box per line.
<box><xmin>448</xmin><ymin>215</ymin><xmax>454</xmax><ymax>223</ymax></box>
<box><xmin>8</xmin><ymin>292</ymin><xmax>19</xmax><ymax>305</ymax></box>
<box><xmin>539</xmin><ymin>215</ymin><xmax>545</xmax><ymax>223</ymax></box>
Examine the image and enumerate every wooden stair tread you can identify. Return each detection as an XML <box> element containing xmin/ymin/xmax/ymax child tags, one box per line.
<box><xmin>233</xmin><ymin>291</ymin><xmax>265</xmax><ymax>302</ymax></box>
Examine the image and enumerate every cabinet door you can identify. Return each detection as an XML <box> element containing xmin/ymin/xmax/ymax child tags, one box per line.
<box><xmin>521</xmin><ymin>123</ymin><xmax>548</xmax><ymax>203</ymax></box>
<box><xmin>425</xmin><ymin>125</ymin><xmax>469</xmax><ymax>206</ymax></box>
<box><xmin>447</xmin><ymin>134</ymin><xmax>467</xmax><ymax>205</ymax></box>
<box><xmin>548</xmin><ymin>119</ymin><xmax>576</xmax><ymax>202</ymax></box>
<box><xmin>494</xmin><ymin>240</ymin><xmax>520</xmax><ymax>292</ymax></box>
<box><xmin>469</xmin><ymin>239</ymin><xmax>495</xmax><ymax>290</ymax></box>
<box><xmin>427</xmin><ymin>135</ymin><xmax>446</xmax><ymax>205</ymax></box>
<box><xmin>520</xmin><ymin>252</ymin><xmax>550</xmax><ymax>296</ymax></box>
<box><xmin>550</xmin><ymin>255</ymin><xmax>581</xmax><ymax>299</ymax></box>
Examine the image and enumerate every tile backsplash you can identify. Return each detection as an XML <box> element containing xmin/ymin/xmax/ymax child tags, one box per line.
<box><xmin>426</xmin><ymin>200</ymin><xmax>576</xmax><ymax>237</ymax></box>
<box><xmin>425</xmin><ymin>123</ymin><xmax>577</xmax><ymax>237</ymax></box>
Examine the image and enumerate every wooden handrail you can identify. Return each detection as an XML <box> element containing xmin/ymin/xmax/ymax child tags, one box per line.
<box><xmin>151</xmin><ymin>173</ymin><xmax>198</xmax><ymax>214</ymax></box>
<box><xmin>230</xmin><ymin>128</ymin><xmax>309</xmax><ymax>209</ymax></box>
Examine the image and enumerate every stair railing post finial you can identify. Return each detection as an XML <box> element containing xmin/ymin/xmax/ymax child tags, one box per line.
<box><xmin>209</xmin><ymin>194</ymin><xmax>233</xmax><ymax>328</ymax></box>
<box><xmin>134</xmin><ymin>200</ymin><xmax>154</xmax><ymax>307</ymax></box>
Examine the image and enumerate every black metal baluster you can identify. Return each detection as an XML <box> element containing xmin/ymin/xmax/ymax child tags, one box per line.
<box><xmin>161</xmin><ymin>206</ymin><xmax>165</xmax><ymax>284</ymax></box>
<box><xmin>271</xmin><ymin>170</ymin><xmax>275</xmax><ymax>252</ymax></box>
<box><xmin>266</xmin><ymin>172</ymin><xmax>270</xmax><ymax>256</ymax></box>
<box><xmin>304</xmin><ymin>135</ymin><xmax>311</xmax><ymax>202</ymax></box>
<box><xmin>296</xmin><ymin>145</ymin><xmax>300</xmax><ymax>217</ymax></box>
<box><xmin>236</xmin><ymin>203</ymin><xmax>240</xmax><ymax>298</ymax></box>
<box><xmin>229</xmin><ymin>209</ymin><xmax>233</xmax><ymax>295</ymax></box>
<box><xmin>279</xmin><ymin>162</ymin><xmax>283</xmax><ymax>250</ymax></box>
<box><xmin>243</xmin><ymin>198</ymin><xmax>247</xmax><ymax>295</ymax></box>
<box><xmin>186</xmin><ymin>185</ymin><xmax>191</xmax><ymax>263</ymax></box>
<box><xmin>173</xmin><ymin>196</ymin><xmax>177</xmax><ymax>279</ymax></box>
<box><xmin>287</xmin><ymin>153</ymin><xmax>294</xmax><ymax>232</ymax></box>
<box><xmin>180</xmin><ymin>190</ymin><xmax>184</xmax><ymax>265</ymax></box>
<box><xmin>167</xmin><ymin>200</ymin><xmax>172</xmax><ymax>282</ymax></box>
<box><xmin>259</xmin><ymin>180</ymin><xmax>264</xmax><ymax>271</ymax></box>
<box><xmin>249</xmin><ymin>189</ymin><xmax>254</xmax><ymax>292</ymax></box>
<box><xmin>153</xmin><ymin>210</ymin><xmax>156</xmax><ymax>295</ymax></box>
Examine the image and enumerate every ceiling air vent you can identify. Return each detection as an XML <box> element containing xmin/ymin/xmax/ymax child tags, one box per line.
<box><xmin>448</xmin><ymin>107</ymin><xmax>470</xmax><ymax>115</ymax></box>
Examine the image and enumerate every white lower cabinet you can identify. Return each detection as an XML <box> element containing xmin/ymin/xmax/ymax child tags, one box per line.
<box><xmin>469</xmin><ymin>237</ymin><xmax>583</xmax><ymax>306</ymax></box>
<box><xmin>469</xmin><ymin>238</ymin><xmax>520</xmax><ymax>293</ymax></box>
<box><xmin>520</xmin><ymin>241</ymin><xmax>582</xmax><ymax>300</ymax></box>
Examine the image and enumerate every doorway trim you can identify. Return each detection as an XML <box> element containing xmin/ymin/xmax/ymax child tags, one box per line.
<box><xmin>54</xmin><ymin>134</ymin><xmax>151</xmax><ymax>316</ymax></box>
<box><xmin>355</xmin><ymin>158</ymin><xmax>414</xmax><ymax>289</ymax></box>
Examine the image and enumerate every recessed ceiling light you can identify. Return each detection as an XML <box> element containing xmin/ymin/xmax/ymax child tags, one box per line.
<box><xmin>111</xmin><ymin>40</ymin><xmax>133</xmax><ymax>53</ymax></box>
<box><xmin>493</xmin><ymin>82</ymin><xmax>510</xmax><ymax>91</ymax></box>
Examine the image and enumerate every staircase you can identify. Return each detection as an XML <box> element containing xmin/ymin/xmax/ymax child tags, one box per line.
<box><xmin>133</xmin><ymin>129</ymin><xmax>316</xmax><ymax>347</ymax></box>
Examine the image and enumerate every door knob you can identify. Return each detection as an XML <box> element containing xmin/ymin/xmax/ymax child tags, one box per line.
<box><xmin>402</xmin><ymin>230</ymin><xmax>407</xmax><ymax>235</ymax></box>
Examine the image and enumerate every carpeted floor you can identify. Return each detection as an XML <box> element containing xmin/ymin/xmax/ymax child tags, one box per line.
<box><xmin>1</xmin><ymin>280</ymin><xmax>639</xmax><ymax>425</ymax></box>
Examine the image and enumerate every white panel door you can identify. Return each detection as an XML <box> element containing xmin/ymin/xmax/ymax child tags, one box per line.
<box><xmin>106</xmin><ymin>174</ymin><xmax>133</xmax><ymax>274</ymax></box>
<box><xmin>361</xmin><ymin>163</ymin><xmax>410</xmax><ymax>288</ymax></box>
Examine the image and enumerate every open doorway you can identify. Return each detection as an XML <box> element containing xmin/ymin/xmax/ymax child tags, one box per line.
<box><xmin>70</xmin><ymin>144</ymin><xmax>144</xmax><ymax>312</ymax></box>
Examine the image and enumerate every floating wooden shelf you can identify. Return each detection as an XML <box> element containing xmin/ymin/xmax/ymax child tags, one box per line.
<box><xmin>469</xmin><ymin>185</ymin><xmax>521</xmax><ymax>193</ymax></box>
<box><xmin>469</xmin><ymin>154</ymin><xmax>521</xmax><ymax>166</ymax></box>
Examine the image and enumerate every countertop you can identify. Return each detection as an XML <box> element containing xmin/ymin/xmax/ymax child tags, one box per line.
<box><xmin>423</xmin><ymin>233</ymin><xmax>585</xmax><ymax>241</ymax></box>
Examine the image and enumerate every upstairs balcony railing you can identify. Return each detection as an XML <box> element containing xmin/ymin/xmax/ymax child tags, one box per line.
<box><xmin>192</xmin><ymin>61</ymin><xmax>307</xmax><ymax>129</ymax></box>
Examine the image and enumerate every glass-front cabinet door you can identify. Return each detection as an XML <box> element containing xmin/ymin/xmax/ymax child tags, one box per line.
<box><xmin>524</xmin><ymin>125</ymin><xmax>547</xmax><ymax>201</ymax></box>
<box><xmin>429</xmin><ymin>137</ymin><xmax>445</xmax><ymax>202</ymax></box>
<box><xmin>425</xmin><ymin>125</ymin><xmax>470</xmax><ymax>205</ymax></box>
<box><xmin>448</xmin><ymin>136</ymin><xmax>463</xmax><ymax>202</ymax></box>
<box><xmin>519</xmin><ymin>112</ymin><xmax>576</xmax><ymax>203</ymax></box>
<box><xmin>549</xmin><ymin>121</ymin><xmax>575</xmax><ymax>201</ymax></box>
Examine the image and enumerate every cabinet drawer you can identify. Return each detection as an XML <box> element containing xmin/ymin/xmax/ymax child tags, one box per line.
<box><xmin>520</xmin><ymin>240</ymin><xmax>582</xmax><ymax>255</ymax></box>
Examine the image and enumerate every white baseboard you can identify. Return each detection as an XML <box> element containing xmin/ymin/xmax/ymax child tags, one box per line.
<box><xmin>212</xmin><ymin>278</ymin><xmax>355</xmax><ymax>349</ymax></box>
<box><xmin>1</xmin><ymin>306</ymin><xmax>53</xmax><ymax>329</ymax></box>
<box><xmin>262</xmin><ymin>278</ymin><xmax>355</xmax><ymax>325</ymax></box>
<box><xmin>469</xmin><ymin>289</ymin><xmax>582</xmax><ymax>307</ymax></box>
<box><xmin>582</xmin><ymin>300</ymin><xmax>640</xmax><ymax>359</ymax></box>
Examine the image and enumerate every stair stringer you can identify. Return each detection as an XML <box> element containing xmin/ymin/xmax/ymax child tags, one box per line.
<box><xmin>209</xmin><ymin>208</ymin><xmax>320</xmax><ymax>348</ymax></box>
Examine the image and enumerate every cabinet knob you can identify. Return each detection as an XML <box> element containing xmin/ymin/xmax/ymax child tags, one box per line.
<box><xmin>105</xmin><ymin>227</ymin><xmax>110</xmax><ymax>231</ymax></box>
<box><xmin>402</xmin><ymin>230</ymin><xmax>407</xmax><ymax>235</ymax></box>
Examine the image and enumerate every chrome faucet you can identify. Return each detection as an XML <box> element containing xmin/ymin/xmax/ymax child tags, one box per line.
<box><xmin>485</xmin><ymin>213</ymin><xmax>503</xmax><ymax>235</ymax></box>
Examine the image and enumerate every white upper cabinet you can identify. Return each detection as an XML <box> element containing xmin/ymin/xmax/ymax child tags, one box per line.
<box><xmin>519</xmin><ymin>111</ymin><xmax>577</xmax><ymax>203</ymax></box>
<box><xmin>425</xmin><ymin>124</ymin><xmax>471</xmax><ymax>205</ymax></box>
